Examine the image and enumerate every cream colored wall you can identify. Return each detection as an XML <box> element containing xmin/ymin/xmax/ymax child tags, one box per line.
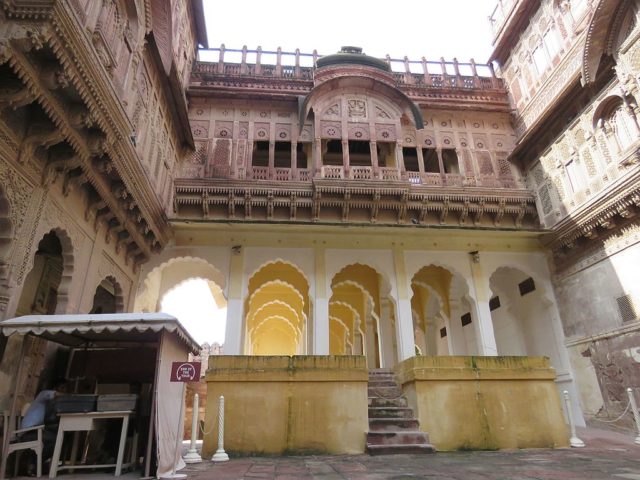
<box><xmin>202</xmin><ymin>355</ymin><xmax>368</xmax><ymax>456</ymax></box>
<box><xmin>396</xmin><ymin>356</ymin><xmax>570</xmax><ymax>450</ymax></box>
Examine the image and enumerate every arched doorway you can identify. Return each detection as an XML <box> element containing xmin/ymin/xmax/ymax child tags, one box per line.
<box><xmin>90</xmin><ymin>276</ymin><xmax>124</xmax><ymax>313</ymax></box>
<box><xmin>135</xmin><ymin>256</ymin><xmax>227</xmax><ymax>347</ymax></box>
<box><xmin>16</xmin><ymin>231</ymin><xmax>64</xmax><ymax>316</ymax></box>
<box><xmin>244</xmin><ymin>261</ymin><xmax>310</xmax><ymax>355</ymax></box>
<box><xmin>1</xmin><ymin>229</ymin><xmax>73</xmax><ymax>404</ymax></box>
<box><xmin>489</xmin><ymin>267</ymin><xmax>562</xmax><ymax>367</ymax></box>
<box><xmin>410</xmin><ymin>265</ymin><xmax>479</xmax><ymax>356</ymax></box>
<box><xmin>329</xmin><ymin>264</ymin><xmax>396</xmax><ymax>368</ymax></box>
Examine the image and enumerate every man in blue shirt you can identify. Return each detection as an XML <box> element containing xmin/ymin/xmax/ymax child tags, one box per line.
<box><xmin>15</xmin><ymin>380</ymin><xmax>66</xmax><ymax>475</ymax></box>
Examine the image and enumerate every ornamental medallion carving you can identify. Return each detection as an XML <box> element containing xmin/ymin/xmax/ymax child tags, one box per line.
<box><xmin>276</xmin><ymin>124</ymin><xmax>291</xmax><ymax>140</ymax></box>
<box><xmin>191</xmin><ymin>120</ymin><xmax>209</xmax><ymax>138</ymax></box>
<box><xmin>321</xmin><ymin>121</ymin><xmax>341</xmax><ymax>138</ymax></box>
<box><xmin>214</xmin><ymin>121</ymin><xmax>232</xmax><ymax>138</ymax></box>
<box><xmin>348</xmin><ymin>99</ymin><xmax>367</xmax><ymax>118</ymax></box>
<box><xmin>348</xmin><ymin>123</ymin><xmax>370</xmax><ymax>140</ymax></box>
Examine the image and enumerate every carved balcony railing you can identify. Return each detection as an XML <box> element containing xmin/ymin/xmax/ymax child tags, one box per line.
<box><xmin>404</xmin><ymin>172</ymin><xmax>443</xmax><ymax>186</ymax></box>
<box><xmin>350</xmin><ymin>166</ymin><xmax>373</xmax><ymax>180</ymax></box>
<box><xmin>274</xmin><ymin>168</ymin><xmax>291</xmax><ymax>181</ymax></box>
<box><xmin>195</xmin><ymin>47</ymin><xmax>503</xmax><ymax>91</ymax></box>
<box><xmin>250</xmin><ymin>166</ymin><xmax>269</xmax><ymax>180</ymax></box>
<box><xmin>444</xmin><ymin>174</ymin><xmax>464</xmax><ymax>187</ymax></box>
<box><xmin>297</xmin><ymin>169</ymin><xmax>311</xmax><ymax>181</ymax></box>
<box><xmin>379</xmin><ymin>167</ymin><xmax>401</xmax><ymax>181</ymax></box>
<box><xmin>322</xmin><ymin>166</ymin><xmax>344</xmax><ymax>179</ymax></box>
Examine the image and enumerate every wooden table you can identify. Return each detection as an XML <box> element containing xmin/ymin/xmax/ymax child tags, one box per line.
<box><xmin>49</xmin><ymin>410</ymin><xmax>132</xmax><ymax>478</ymax></box>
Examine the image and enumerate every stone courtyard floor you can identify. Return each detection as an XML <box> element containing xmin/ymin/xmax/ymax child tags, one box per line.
<box><xmin>182</xmin><ymin>427</ymin><xmax>640</xmax><ymax>480</ymax></box>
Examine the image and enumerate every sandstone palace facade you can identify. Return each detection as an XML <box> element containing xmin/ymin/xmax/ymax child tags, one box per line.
<box><xmin>0</xmin><ymin>0</ymin><xmax>639</xmax><ymax>455</ymax></box>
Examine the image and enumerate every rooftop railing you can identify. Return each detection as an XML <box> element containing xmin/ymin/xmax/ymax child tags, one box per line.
<box><xmin>488</xmin><ymin>0</ymin><xmax>518</xmax><ymax>38</ymax></box>
<box><xmin>195</xmin><ymin>46</ymin><xmax>501</xmax><ymax>90</ymax></box>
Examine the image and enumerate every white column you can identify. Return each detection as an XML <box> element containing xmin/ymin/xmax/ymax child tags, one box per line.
<box><xmin>468</xmin><ymin>253</ymin><xmax>498</xmax><ymax>356</ymax></box>
<box><xmin>313</xmin><ymin>247</ymin><xmax>329</xmax><ymax>354</ymax></box>
<box><xmin>393</xmin><ymin>249</ymin><xmax>416</xmax><ymax>362</ymax></box>
<box><xmin>379</xmin><ymin>299</ymin><xmax>396</xmax><ymax>367</ymax></box>
<box><xmin>223</xmin><ymin>247</ymin><xmax>245</xmax><ymax>355</ymax></box>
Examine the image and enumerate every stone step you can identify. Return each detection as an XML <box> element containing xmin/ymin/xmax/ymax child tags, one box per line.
<box><xmin>368</xmin><ymin>406</ymin><xmax>414</xmax><ymax>419</ymax></box>
<box><xmin>368</xmin><ymin>386</ymin><xmax>403</xmax><ymax>397</ymax></box>
<box><xmin>368</xmin><ymin>396</ymin><xmax>408</xmax><ymax>408</ymax></box>
<box><xmin>366</xmin><ymin>443</ymin><xmax>436</xmax><ymax>455</ymax></box>
<box><xmin>368</xmin><ymin>418</ymin><xmax>420</xmax><ymax>432</ymax></box>
<box><xmin>366</xmin><ymin>370</ymin><xmax>433</xmax><ymax>455</ymax></box>
<box><xmin>366</xmin><ymin>430</ymin><xmax>432</xmax><ymax>446</ymax></box>
<box><xmin>367</xmin><ymin>380</ymin><xmax>397</xmax><ymax>387</ymax></box>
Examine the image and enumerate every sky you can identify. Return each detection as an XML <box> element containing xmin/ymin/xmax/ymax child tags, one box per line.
<box><xmin>164</xmin><ymin>1</ymin><xmax>500</xmax><ymax>346</ymax></box>
<box><xmin>201</xmin><ymin>0</ymin><xmax>498</xmax><ymax>64</ymax></box>
<box><xmin>161</xmin><ymin>279</ymin><xmax>227</xmax><ymax>345</ymax></box>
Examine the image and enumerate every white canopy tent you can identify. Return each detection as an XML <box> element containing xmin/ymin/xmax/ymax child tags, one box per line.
<box><xmin>0</xmin><ymin>313</ymin><xmax>200</xmax><ymax>479</ymax></box>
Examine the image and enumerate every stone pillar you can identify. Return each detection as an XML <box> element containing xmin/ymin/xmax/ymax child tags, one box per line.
<box><xmin>268</xmin><ymin>141</ymin><xmax>275</xmax><ymax>178</ymax></box>
<box><xmin>392</xmin><ymin>249</ymin><xmax>416</xmax><ymax>362</ymax></box>
<box><xmin>291</xmin><ymin>141</ymin><xmax>297</xmax><ymax>175</ymax></box>
<box><xmin>366</xmin><ymin>312</ymin><xmax>379</xmax><ymax>369</ymax></box>
<box><xmin>224</xmin><ymin>247</ymin><xmax>245</xmax><ymax>355</ymax></box>
<box><xmin>370</xmin><ymin>141</ymin><xmax>379</xmax><ymax>173</ymax></box>
<box><xmin>313</xmin><ymin>247</ymin><xmax>329</xmax><ymax>354</ymax></box>
<box><xmin>416</xmin><ymin>146</ymin><xmax>425</xmax><ymax>173</ymax></box>
<box><xmin>342</xmin><ymin>139</ymin><xmax>349</xmax><ymax>178</ymax></box>
<box><xmin>467</xmin><ymin>252</ymin><xmax>498</xmax><ymax>356</ymax></box>
<box><xmin>314</xmin><ymin>137</ymin><xmax>322</xmax><ymax>177</ymax></box>
<box><xmin>379</xmin><ymin>298</ymin><xmax>396</xmax><ymax>368</ymax></box>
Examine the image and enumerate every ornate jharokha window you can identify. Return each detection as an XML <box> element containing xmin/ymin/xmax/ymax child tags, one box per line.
<box><xmin>532</xmin><ymin>27</ymin><xmax>561</xmax><ymax>76</ymax></box>
<box><xmin>610</xmin><ymin>106</ymin><xmax>636</xmax><ymax>152</ymax></box>
<box><xmin>563</xmin><ymin>157</ymin><xmax>587</xmax><ymax>195</ymax></box>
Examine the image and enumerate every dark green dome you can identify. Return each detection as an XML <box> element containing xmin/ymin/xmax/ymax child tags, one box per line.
<box><xmin>316</xmin><ymin>46</ymin><xmax>390</xmax><ymax>72</ymax></box>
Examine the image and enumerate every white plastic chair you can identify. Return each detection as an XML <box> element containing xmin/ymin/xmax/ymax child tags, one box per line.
<box><xmin>1</xmin><ymin>411</ymin><xmax>44</xmax><ymax>478</ymax></box>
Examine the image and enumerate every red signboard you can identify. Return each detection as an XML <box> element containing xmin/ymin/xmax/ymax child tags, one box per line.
<box><xmin>170</xmin><ymin>362</ymin><xmax>201</xmax><ymax>382</ymax></box>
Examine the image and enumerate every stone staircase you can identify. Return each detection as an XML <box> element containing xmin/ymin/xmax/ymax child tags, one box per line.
<box><xmin>366</xmin><ymin>369</ymin><xmax>436</xmax><ymax>455</ymax></box>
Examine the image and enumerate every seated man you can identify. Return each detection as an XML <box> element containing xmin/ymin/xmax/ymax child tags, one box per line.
<box><xmin>17</xmin><ymin>380</ymin><xmax>67</xmax><ymax>475</ymax></box>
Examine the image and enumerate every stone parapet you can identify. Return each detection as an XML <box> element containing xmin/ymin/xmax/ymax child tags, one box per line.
<box><xmin>395</xmin><ymin>355</ymin><xmax>569</xmax><ymax>450</ymax></box>
<box><xmin>203</xmin><ymin>355</ymin><xmax>368</xmax><ymax>456</ymax></box>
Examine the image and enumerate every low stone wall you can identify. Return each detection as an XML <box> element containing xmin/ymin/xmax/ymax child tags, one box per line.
<box><xmin>395</xmin><ymin>356</ymin><xmax>569</xmax><ymax>450</ymax></box>
<box><xmin>202</xmin><ymin>355</ymin><xmax>368</xmax><ymax>456</ymax></box>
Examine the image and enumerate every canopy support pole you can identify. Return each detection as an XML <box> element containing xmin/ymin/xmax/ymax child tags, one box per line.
<box><xmin>141</xmin><ymin>332</ymin><xmax>163</xmax><ymax>479</ymax></box>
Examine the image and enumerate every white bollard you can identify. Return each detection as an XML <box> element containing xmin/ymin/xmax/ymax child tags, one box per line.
<box><xmin>211</xmin><ymin>395</ymin><xmax>229</xmax><ymax>462</ymax></box>
<box><xmin>627</xmin><ymin>387</ymin><xmax>640</xmax><ymax>445</ymax></box>
<box><xmin>563</xmin><ymin>390</ymin><xmax>585</xmax><ymax>448</ymax></box>
<box><xmin>183</xmin><ymin>393</ymin><xmax>203</xmax><ymax>463</ymax></box>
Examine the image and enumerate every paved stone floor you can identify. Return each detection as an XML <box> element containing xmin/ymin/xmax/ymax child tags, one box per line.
<box><xmin>183</xmin><ymin>428</ymin><xmax>640</xmax><ymax>480</ymax></box>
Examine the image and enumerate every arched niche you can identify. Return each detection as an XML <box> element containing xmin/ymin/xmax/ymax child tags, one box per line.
<box><xmin>90</xmin><ymin>275</ymin><xmax>125</xmax><ymax>313</ymax></box>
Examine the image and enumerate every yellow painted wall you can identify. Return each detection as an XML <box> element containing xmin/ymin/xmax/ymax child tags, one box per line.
<box><xmin>395</xmin><ymin>356</ymin><xmax>570</xmax><ymax>450</ymax></box>
<box><xmin>203</xmin><ymin>356</ymin><xmax>368</xmax><ymax>456</ymax></box>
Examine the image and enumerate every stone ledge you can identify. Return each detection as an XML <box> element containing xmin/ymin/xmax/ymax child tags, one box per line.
<box><xmin>396</xmin><ymin>355</ymin><xmax>557</xmax><ymax>383</ymax></box>
<box><xmin>206</xmin><ymin>355</ymin><xmax>368</xmax><ymax>382</ymax></box>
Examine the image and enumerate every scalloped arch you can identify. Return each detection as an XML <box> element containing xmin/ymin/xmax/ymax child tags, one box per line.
<box><xmin>21</xmin><ymin>228</ymin><xmax>74</xmax><ymax>314</ymax></box>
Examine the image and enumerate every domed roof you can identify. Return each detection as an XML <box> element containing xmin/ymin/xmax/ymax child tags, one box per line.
<box><xmin>316</xmin><ymin>46</ymin><xmax>390</xmax><ymax>72</ymax></box>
